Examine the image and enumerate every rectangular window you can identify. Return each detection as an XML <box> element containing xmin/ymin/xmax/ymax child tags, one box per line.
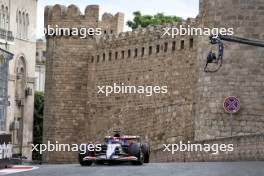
<box><xmin>91</xmin><ymin>56</ymin><xmax>94</xmax><ymax>63</ymax></box>
<box><xmin>172</xmin><ymin>41</ymin><xmax>176</xmax><ymax>51</ymax></box>
<box><xmin>180</xmin><ymin>40</ymin><xmax>184</xmax><ymax>50</ymax></box>
<box><xmin>141</xmin><ymin>47</ymin><xmax>145</xmax><ymax>56</ymax></box>
<box><xmin>122</xmin><ymin>51</ymin><xmax>125</xmax><ymax>59</ymax></box>
<box><xmin>103</xmin><ymin>53</ymin><xmax>105</xmax><ymax>62</ymax></box>
<box><xmin>109</xmin><ymin>52</ymin><xmax>112</xmax><ymax>61</ymax></box>
<box><xmin>128</xmin><ymin>49</ymin><xmax>131</xmax><ymax>58</ymax></box>
<box><xmin>156</xmin><ymin>45</ymin><xmax>160</xmax><ymax>53</ymax></box>
<box><xmin>97</xmin><ymin>55</ymin><xmax>100</xmax><ymax>63</ymax></box>
<box><xmin>189</xmin><ymin>38</ymin><xmax>194</xmax><ymax>49</ymax></box>
<box><xmin>164</xmin><ymin>42</ymin><xmax>168</xmax><ymax>52</ymax></box>
<box><xmin>115</xmin><ymin>51</ymin><xmax>118</xmax><ymax>60</ymax></box>
<box><xmin>42</xmin><ymin>51</ymin><xmax>47</xmax><ymax>57</ymax></box>
<box><xmin>134</xmin><ymin>48</ymin><xmax>138</xmax><ymax>58</ymax></box>
<box><xmin>149</xmin><ymin>46</ymin><xmax>152</xmax><ymax>55</ymax></box>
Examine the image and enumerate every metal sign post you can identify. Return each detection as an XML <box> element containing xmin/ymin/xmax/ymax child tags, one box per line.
<box><xmin>223</xmin><ymin>96</ymin><xmax>240</xmax><ymax>137</ymax></box>
<box><xmin>230</xmin><ymin>113</ymin><xmax>233</xmax><ymax>136</ymax></box>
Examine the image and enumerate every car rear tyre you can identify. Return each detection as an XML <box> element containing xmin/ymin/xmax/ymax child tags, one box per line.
<box><xmin>78</xmin><ymin>144</ymin><xmax>93</xmax><ymax>166</ymax></box>
<box><xmin>79</xmin><ymin>160</ymin><xmax>93</xmax><ymax>166</ymax></box>
<box><xmin>79</xmin><ymin>153</ymin><xmax>93</xmax><ymax>166</ymax></box>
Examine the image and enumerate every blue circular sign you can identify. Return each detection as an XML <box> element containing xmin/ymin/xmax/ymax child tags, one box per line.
<box><xmin>223</xmin><ymin>96</ymin><xmax>240</xmax><ymax>113</ymax></box>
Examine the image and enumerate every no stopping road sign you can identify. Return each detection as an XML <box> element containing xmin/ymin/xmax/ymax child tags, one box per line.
<box><xmin>223</xmin><ymin>96</ymin><xmax>240</xmax><ymax>113</ymax></box>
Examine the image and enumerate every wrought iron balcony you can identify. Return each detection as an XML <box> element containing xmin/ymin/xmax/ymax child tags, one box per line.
<box><xmin>0</xmin><ymin>28</ymin><xmax>14</xmax><ymax>43</ymax></box>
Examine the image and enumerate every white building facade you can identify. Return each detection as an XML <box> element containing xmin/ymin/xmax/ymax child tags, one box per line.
<box><xmin>0</xmin><ymin>0</ymin><xmax>37</xmax><ymax>160</ymax></box>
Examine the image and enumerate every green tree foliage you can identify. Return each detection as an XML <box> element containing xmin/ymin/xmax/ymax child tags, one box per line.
<box><xmin>32</xmin><ymin>91</ymin><xmax>44</xmax><ymax>161</ymax></box>
<box><xmin>127</xmin><ymin>11</ymin><xmax>183</xmax><ymax>29</ymax></box>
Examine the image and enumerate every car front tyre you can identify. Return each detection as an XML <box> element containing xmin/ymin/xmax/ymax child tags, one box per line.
<box><xmin>130</xmin><ymin>143</ymin><xmax>144</xmax><ymax>165</ymax></box>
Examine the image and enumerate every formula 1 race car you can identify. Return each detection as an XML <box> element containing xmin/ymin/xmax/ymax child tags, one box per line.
<box><xmin>79</xmin><ymin>129</ymin><xmax>150</xmax><ymax>166</ymax></box>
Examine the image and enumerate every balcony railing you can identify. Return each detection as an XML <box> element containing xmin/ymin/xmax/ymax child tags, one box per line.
<box><xmin>0</xmin><ymin>28</ymin><xmax>14</xmax><ymax>42</ymax></box>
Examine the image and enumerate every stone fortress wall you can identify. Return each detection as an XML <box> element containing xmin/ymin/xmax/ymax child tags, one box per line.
<box><xmin>43</xmin><ymin>0</ymin><xmax>264</xmax><ymax>163</ymax></box>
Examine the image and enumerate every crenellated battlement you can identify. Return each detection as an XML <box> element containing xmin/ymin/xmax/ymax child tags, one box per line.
<box><xmin>90</xmin><ymin>35</ymin><xmax>197</xmax><ymax>65</ymax></box>
<box><xmin>89</xmin><ymin>17</ymin><xmax>198</xmax><ymax>65</ymax></box>
<box><xmin>44</xmin><ymin>4</ymin><xmax>99</xmax><ymax>21</ymax></box>
<box><xmin>44</xmin><ymin>4</ymin><xmax>124</xmax><ymax>33</ymax></box>
<box><xmin>97</xmin><ymin>17</ymin><xmax>197</xmax><ymax>43</ymax></box>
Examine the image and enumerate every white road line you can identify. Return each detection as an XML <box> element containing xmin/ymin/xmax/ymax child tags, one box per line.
<box><xmin>0</xmin><ymin>165</ymin><xmax>38</xmax><ymax>175</ymax></box>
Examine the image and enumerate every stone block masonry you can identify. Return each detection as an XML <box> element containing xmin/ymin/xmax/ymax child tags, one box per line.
<box><xmin>43</xmin><ymin>0</ymin><xmax>264</xmax><ymax>163</ymax></box>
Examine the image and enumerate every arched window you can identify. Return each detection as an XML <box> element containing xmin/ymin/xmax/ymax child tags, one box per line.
<box><xmin>0</xmin><ymin>5</ymin><xmax>4</xmax><ymax>29</ymax></box>
<box><xmin>5</xmin><ymin>7</ymin><xmax>8</xmax><ymax>30</ymax></box>
<box><xmin>2</xmin><ymin>14</ymin><xmax>5</xmax><ymax>30</ymax></box>
<box><xmin>22</xmin><ymin>12</ymin><xmax>25</xmax><ymax>39</ymax></box>
<box><xmin>16</xmin><ymin>56</ymin><xmax>26</xmax><ymax>75</ymax></box>
<box><xmin>15</xmin><ymin>10</ymin><xmax>29</xmax><ymax>40</ymax></box>
<box><xmin>16</xmin><ymin>10</ymin><xmax>19</xmax><ymax>34</ymax></box>
<box><xmin>0</xmin><ymin>13</ymin><xmax>2</xmax><ymax>29</ymax></box>
<box><xmin>25</xmin><ymin>14</ymin><xmax>29</xmax><ymax>39</ymax></box>
<box><xmin>18</xmin><ymin>11</ymin><xmax>22</xmax><ymax>38</ymax></box>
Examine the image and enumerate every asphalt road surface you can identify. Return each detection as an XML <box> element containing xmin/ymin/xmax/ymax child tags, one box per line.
<box><xmin>8</xmin><ymin>162</ymin><xmax>264</xmax><ymax>176</ymax></box>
